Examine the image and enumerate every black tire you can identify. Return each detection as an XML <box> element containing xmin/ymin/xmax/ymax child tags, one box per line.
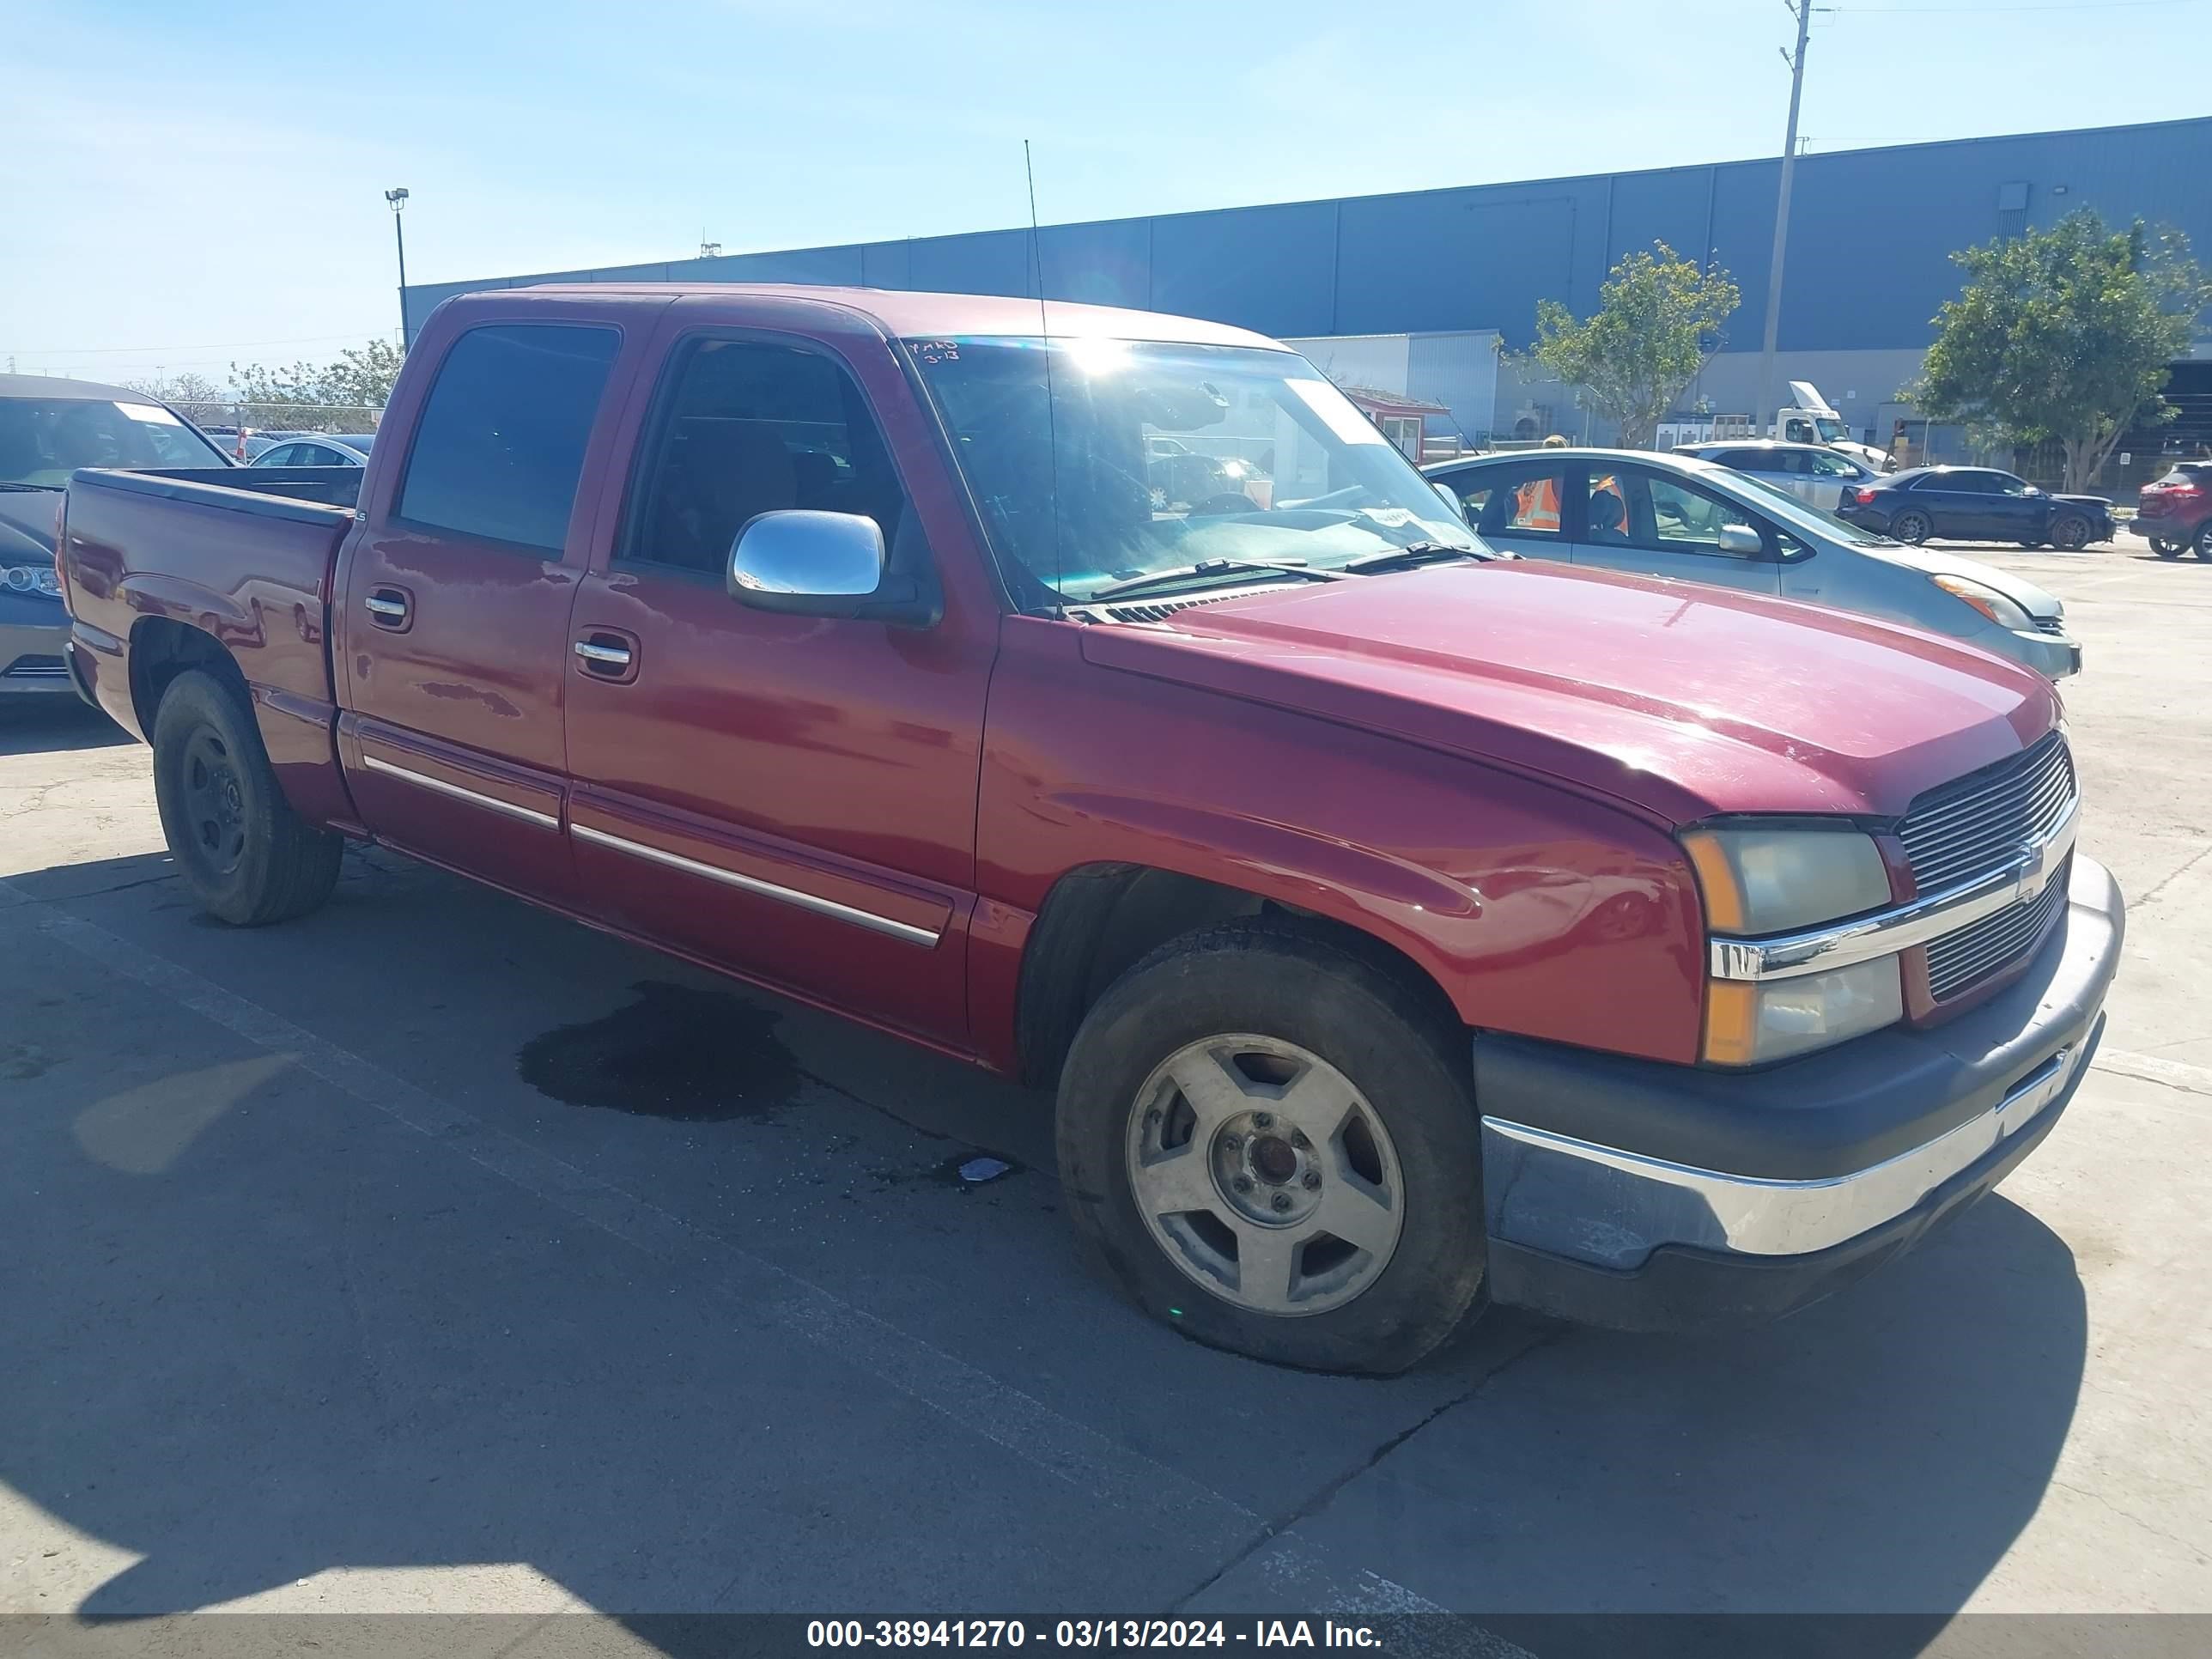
<box><xmin>152</xmin><ymin>668</ymin><xmax>342</xmax><ymax>926</ymax></box>
<box><xmin>2195</xmin><ymin>523</ymin><xmax>2212</xmax><ymax>562</ymax></box>
<box><xmin>1056</xmin><ymin>919</ymin><xmax>1484</xmax><ymax>1375</ymax></box>
<box><xmin>2151</xmin><ymin>538</ymin><xmax>2184</xmax><ymax>559</ymax></box>
<box><xmin>2049</xmin><ymin>514</ymin><xmax>2091</xmax><ymax>551</ymax></box>
<box><xmin>1890</xmin><ymin>510</ymin><xmax>1932</xmax><ymax>544</ymax></box>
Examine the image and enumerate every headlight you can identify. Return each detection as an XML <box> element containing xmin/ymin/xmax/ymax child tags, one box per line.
<box><xmin>1680</xmin><ymin>826</ymin><xmax>1891</xmax><ymax>934</ymax></box>
<box><xmin>2</xmin><ymin>560</ymin><xmax>62</xmax><ymax>599</ymax></box>
<box><xmin>1703</xmin><ymin>958</ymin><xmax>1905</xmax><ymax>1066</ymax></box>
<box><xmin>1682</xmin><ymin>825</ymin><xmax>1902</xmax><ymax>1066</ymax></box>
<box><xmin>1930</xmin><ymin>574</ymin><xmax>2033</xmax><ymax>632</ymax></box>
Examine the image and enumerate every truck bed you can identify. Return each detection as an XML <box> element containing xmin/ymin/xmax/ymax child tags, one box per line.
<box><xmin>60</xmin><ymin>465</ymin><xmax>358</xmax><ymax>757</ymax></box>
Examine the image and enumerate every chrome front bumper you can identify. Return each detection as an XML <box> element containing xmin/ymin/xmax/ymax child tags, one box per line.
<box><xmin>1474</xmin><ymin>856</ymin><xmax>2124</xmax><ymax>1329</ymax></box>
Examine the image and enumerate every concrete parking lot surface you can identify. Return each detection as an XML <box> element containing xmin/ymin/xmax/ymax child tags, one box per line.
<box><xmin>3</xmin><ymin>541</ymin><xmax>2209</xmax><ymax>1647</ymax></box>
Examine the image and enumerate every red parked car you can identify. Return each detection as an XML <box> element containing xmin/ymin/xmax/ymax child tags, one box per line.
<box><xmin>2134</xmin><ymin>460</ymin><xmax>2212</xmax><ymax>558</ymax></box>
<box><xmin>54</xmin><ymin>284</ymin><xmax>2123</xmax><ymax>1373</ymax></box>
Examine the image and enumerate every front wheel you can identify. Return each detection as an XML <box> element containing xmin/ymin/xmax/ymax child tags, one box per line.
<box><xmin>1890</xmin><ymin>510</ymin><xmax>1932</xmax><ymax>544</ymax></box>
<box><xmin>1056</xmin><ymin>921</ymin><xmax>1485</xmax><ymax>1374</ymax></box>
<box><xmin>152</xmin><ymin>668</ymin><xmax>343</xmax><ymax>926</ymax></box>
<box><xmin>2049</xmin><ymin>514</ymin><xmax>2092</xmax><ymax>551</ymax></box>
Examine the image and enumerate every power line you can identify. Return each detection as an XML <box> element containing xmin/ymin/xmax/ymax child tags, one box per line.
<box><xmin>0</xmin><ymin>329</ymin><xmax>385</xmax><ymax>357</ymax></box>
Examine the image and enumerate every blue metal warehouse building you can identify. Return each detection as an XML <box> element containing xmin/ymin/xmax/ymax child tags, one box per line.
<box><xmin>406</xmin><ymin>115</ymin><xmax>2212</xmax><ymax>460</ymax></box>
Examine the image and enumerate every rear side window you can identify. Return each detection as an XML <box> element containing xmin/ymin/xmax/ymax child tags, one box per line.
<box><xmin>398</xmin><ymin>324</ymin><xmax>621</xmax><ymax>552</ymax></box>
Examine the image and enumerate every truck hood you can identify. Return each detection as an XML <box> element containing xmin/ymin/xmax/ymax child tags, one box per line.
<box><xmin>1854</xmin><ymin>541</ymin><xmax>2064</xmax><ymax>623</ymax></box>
<box><xmin>1076</xmin><ymin>562</ymin><xmax>2057</xmax><ymax>825</ymax></box>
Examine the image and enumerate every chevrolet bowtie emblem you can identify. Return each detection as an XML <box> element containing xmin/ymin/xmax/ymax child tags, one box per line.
<box><xmin>2016</xmin><ymin>840</ymin><xmax>2051</xmax><ymax>904</ymax></box>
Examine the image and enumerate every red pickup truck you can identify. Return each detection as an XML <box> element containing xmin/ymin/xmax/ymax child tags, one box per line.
<box><xmin>56</xmin><ymin>284</ymin><xmax>2124</xmax><ymax>1373</ymax></box>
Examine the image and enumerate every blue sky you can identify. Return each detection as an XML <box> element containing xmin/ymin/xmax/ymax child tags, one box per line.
<box><xmin>4</xmin><ymin>0</ymin><xmax>2207</xmax><ymax>385</ymax></box>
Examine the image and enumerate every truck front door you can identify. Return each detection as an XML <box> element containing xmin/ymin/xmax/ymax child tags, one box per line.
<box><xmin>562</xmin><ymin>319</ymin><xmax>996</xmax><ymax>1049</ymax></box>
<box><xmin>337</xmin><ymin>315</ymin><xmax>644</xmax><ymax>900</ymax></box>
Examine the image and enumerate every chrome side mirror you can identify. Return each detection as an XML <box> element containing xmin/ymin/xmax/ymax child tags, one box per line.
<box><xmin>728</xmin><ymin>510</ymin><xmax>886</xmax><ymax>616</ymax></box>
<box><xmin>1716</xmin><ymin>523</ymin><xmax>1764</xmax><ymax>558</ymax></box>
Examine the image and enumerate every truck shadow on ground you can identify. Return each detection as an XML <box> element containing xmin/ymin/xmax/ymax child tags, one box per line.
<box><xmin>0</xmin><ymin>700</ymin><xmax>129</xmax><ymax>757</ymax></box>
<box><xmin>0</xmin><ymin>855</ymin><xmax>2089</xmax><ymax>1647</ymax></box>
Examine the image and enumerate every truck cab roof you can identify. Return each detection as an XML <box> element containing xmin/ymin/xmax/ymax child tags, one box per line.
<box><xmin>506</xmin><ymin>283</ymin><xmax>1287</xmax><ymax>350</ymax></box>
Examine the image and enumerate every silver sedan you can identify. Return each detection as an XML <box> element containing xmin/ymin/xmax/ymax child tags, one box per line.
<box><xmin>1425</xmin><ymin>447</ymin><xmax>2081</xmax><ymax>679</ymax></box>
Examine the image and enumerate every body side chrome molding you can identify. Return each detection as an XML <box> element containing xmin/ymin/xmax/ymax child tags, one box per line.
<box><xmin>1710</xmin><ymin>799</ymin><xmax>2078</xmax><ymax>982</ymax></box>
<box><xmin>360</xmin><ymin>753</ymin><xmax>560</xmax><ymax>830</ymax></box>
<box><xmin>570</xmin><ymin>822</ymin><xmax>940</xmax><ymax>947</ymax></box>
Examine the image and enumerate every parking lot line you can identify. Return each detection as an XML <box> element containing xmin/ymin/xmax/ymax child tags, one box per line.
<box><xmin>4</xmin><ymin>876</ymin><xmax>1464</xmax><ymax>1617</ymax></box>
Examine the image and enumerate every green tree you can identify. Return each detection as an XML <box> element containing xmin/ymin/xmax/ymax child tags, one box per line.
<box><xmin>1910</xmin><ymin>210</ymin><xmax>2209</xmax><ymax>492</ymax></box>
<box><xmin>1521</xmin><ymin>242</ymin><xmax>1740</xmax><ymax>449</ymax></box>
<box><xmin>120</xmin><ymin>371</ymin><xmax>228</xmax><ymax>427</ymax></box>
<box><xmin>229</xmin><ymin>338</ymin><xmax>404</xmax><ymax>429</ymax></box>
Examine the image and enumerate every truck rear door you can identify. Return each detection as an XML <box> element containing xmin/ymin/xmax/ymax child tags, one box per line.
<box><xmin>559</xmin><ymin>309</ymin><xmax>996</xmax><ymax>1048</ymax></box>
<box><xmin>336</xmin><ymin>313</ymin><xmax>642</xmax><ymax>899</ymax></box>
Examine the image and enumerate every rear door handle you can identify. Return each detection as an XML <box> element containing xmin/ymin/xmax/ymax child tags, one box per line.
<box><xmin>574</xmin><ymin>630</ymin><xmax>640</xmax><ymax>683</ymax></box>
<box><xmin>363</xmin><ymin>586</ymin><xmax>411</xmax><ymax>629</ymax></box>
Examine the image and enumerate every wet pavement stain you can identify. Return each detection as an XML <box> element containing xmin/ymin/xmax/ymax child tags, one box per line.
<box><xmin>517</xmin><ymin>980</ymin><xmax>802</xmax><ymax>1121</ymax></box>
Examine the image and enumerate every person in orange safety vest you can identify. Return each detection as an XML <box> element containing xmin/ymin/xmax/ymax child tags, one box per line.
<box><xmin>1514</xmin><ymin>434</ymin><xmax>1571</xmax><ymax>530</ymax></box>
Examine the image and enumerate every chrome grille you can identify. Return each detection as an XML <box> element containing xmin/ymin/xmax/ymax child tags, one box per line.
<box><xmin>2</xmin><ymin>654</ymin><xmax>69</xmax><ymax>680</ymax></box>
<box><xmin>2035</xmin><ymin>617</ymin><xmax>2066</xmax><ymax>637</ymax></box>
<box><xmin>1925</xmin><ymin>855</ymin><xmax>2070</xmax><ymax>1000</ymax></box>
<box><xmin>1899</xmin><ymin>732</ymin><xmax>2075</xmax><ymax>895</ymax></box>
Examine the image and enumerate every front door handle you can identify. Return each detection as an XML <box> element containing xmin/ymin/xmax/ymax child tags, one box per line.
<box><xmin>574</xmin><ymin>639</ymin><xmax>632</xmax><ymax>669</ymax></box>
<box><xmin>363</xmin><ymin>586</ymin><xmax>411</xmax><ymax>629</ymax></box>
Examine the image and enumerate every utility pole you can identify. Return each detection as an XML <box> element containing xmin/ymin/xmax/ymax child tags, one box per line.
<box><xmin>386</xmin><ymin>188</ymin><xmax>411</xmax><ymax>348</ymax></box>
<box><xmin>1754</xmin><ymin>0</ymin><xmax>1812</xmax><ymax>435</ymax></box>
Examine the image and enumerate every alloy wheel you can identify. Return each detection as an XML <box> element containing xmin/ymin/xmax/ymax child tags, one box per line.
<box><xmin>1124</xmin><ymin>1035</ymin><xmax>1405</xmax><ymax>1317</ymax></box>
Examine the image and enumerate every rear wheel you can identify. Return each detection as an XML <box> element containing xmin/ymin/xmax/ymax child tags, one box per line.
<box><xmin>152</xmin><ymin>669</ymin><xmax>343</xmax><ymax>926</ymax></box>
<box><xmin>1890</xmin><ymin>509</ymin><xmax>1932</xmax><ymax>544</ymax></box>
<box><xmin>2151</xmin><ymin>537</ymin><xmax>2184</xmax><ymax>559</ymax></box>
<box><xmin>2049</xmin><ymin>514</ymin><xmax>2092</xmax><ymax>551</ymax></box>
<box><xmin>2195</xmin><ymin>523</ymin><xmax>2212</xmax><ymax>561</ymax></box>
<box><xmin>1056</xmin><ymin>921</ymin><xmax>1485</xmax><ymax>1374</ymax></box>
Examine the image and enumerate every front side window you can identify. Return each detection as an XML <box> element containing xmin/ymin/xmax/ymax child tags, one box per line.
<box><xmin>1807</xmin><ymin>450</ymin><xmax>1858</xmax><ymax>477</ymax></box>
<box><xmin>905</xmin><ymin>337</ymin><xmax>1475</xmax><ymax>606</ymax></box>
<box><xmin>1468</xmin><ymin>464</ymin><xmax>1567</xmax><ymax>537</ymax></box>
<box><xmin>1594</xmin><ymin>471</ymin><xmax>1762</xmax><ymax>557</ymax></box>
<box><xmin>398</xmin><ymin>324</ymin><xmax>620</xmax><ymax>552</ymax></box>
<box><xmin>0</xmin><ymin>397</ymin><xmax>228</xmax><ymax>485</ymax></box>
<box><xmin>623</xmin><ymin>338</ymin><xmax>906</xmax><ymax>575</ymax></box>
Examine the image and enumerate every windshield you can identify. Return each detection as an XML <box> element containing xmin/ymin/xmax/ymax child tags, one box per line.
<box><xmin>905</xmin><ymin>337</ymin><xmax>1478</xmax><ymax>606</ymax></box>
<box><xmin>1812</xmin><ymin>416</ymin><xmax>1850</xmax><ymax>444</ymax></box>
<box><xmin>0</xmin><ymin>397</ymin><xmax>228</xmax><ymax>485</ymax></box>
<box><xmin>1707</xmin><ymin>464</ymin><xmax>1899</xmax><ymax>546</ymax></box>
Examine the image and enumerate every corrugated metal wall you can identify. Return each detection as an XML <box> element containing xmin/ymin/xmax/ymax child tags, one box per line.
<box><xmin>404</xmin><ymin>117</ymin><xmax>2212</xmax><ymax>353</ymax></box>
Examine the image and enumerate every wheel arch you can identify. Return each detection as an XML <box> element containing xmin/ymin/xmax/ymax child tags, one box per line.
<box><xmin>129</xmin><ymin>617</ymin><xmax>246</xmax><ymax>736</ymax></box>
<box><xmin>1012</xmin><ymin>860</ymin><xmax>1459</xmax><ymax>1089</ymax></box>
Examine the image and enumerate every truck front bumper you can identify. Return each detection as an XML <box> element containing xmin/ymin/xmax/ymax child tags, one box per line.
<box><xmin>1474</xmin><ymin>856</ymin><xmax>2124</xmax><ymax>1332</ymax></box>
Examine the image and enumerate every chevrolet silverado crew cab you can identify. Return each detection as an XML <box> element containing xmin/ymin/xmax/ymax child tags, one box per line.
<box><xmin>57</xmin><ymin>286</ymin><xmax>2124</xmax><ymax>1374</ymax></box>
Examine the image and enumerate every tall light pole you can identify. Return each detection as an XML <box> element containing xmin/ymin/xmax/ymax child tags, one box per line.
<box><xmin>1754</xmin><ymin>1</ymin><xmax>1812</xmax><ymax>435</ymax></box>
<box><xmin>385</xmin><ymin>188</ymin><xmax>410</xmax><ymax>348</ymax></box>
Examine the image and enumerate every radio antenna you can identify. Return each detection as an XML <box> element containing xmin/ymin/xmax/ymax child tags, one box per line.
<box><xmin>1024</xmin><ymin>139</ymin><xmax>1064</xmax><ymax>611</ymax></box>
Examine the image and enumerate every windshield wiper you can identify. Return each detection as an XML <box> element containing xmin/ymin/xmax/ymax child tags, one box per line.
<box><xmin>1341</xmin><ymin>541</ymin><xmax>1494</xmax><ymax>574</ymax></box>
<box><xmin>1086</xmin><ymin>557</ymin><xmax>1349</xmax><ymax>602</ymax></box>
<box><xmin>0</xmin><ymin>481</ymin><xmax>62</xmax><ymax>492</ymax></box>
